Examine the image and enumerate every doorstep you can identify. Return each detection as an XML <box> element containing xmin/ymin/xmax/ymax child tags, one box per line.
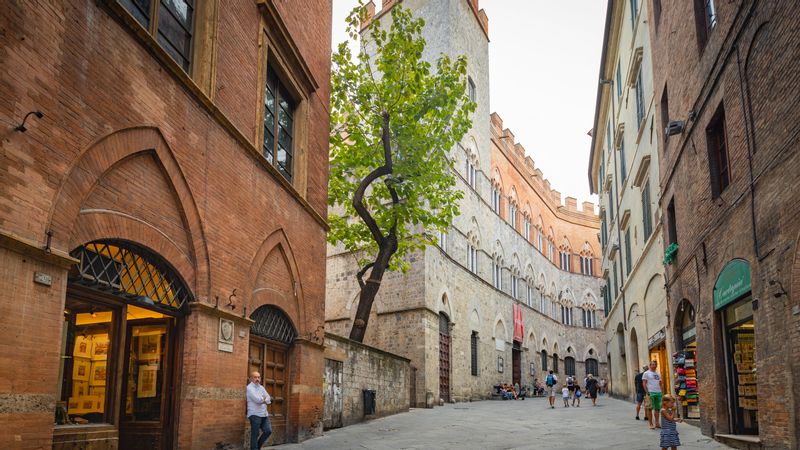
<box><xmin>714</xmin><ymin>433</ymin><xmax>761</xmax><ymax>444</ymax></box>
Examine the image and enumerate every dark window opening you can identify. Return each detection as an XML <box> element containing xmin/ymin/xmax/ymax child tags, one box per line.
<box><xmin>541</xmin><ymin>350</ymin><xmax>548</xmax><ymax>372</ymax></box>
<box><xmin>667</xmin><ymin>198</ymin><xmax>678</xmax><ymax>245</ymax></box>
<box><xmin>470</xmin><ymin>332</ymin><xmax>478</xmax><ymax>376</ymax></box>
<box><xmin>468</xmin><ymin>77</ymin><xmax>476</xmax><ymax>103</ymax></box>
<box><xmin>660</xmin><ymin>85</ymin><xmax>670</xmax><ymax>144</ymax></box>
<box><xmin>565</xmin><ymin>356</ymin><xmax>576</xmax><ymax>376</ymax></box>
<box><xmin>694</xmin><ymin>0</ymin><xmax>717</xmax><ymax>47</ymax></box>
<box><xmin>706</xmin><ymin>104</ymin><xmax>730</xmax><ymax>198</ymax></box>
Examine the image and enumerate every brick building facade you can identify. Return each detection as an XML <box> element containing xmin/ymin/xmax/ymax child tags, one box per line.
<box><xmin>1</xmin><ymin>0</ymin><xmax>331</xmax><ymax>448</ymax></box>
<box><xmin>648</xmin><ymin>0</ymin><xmax>799</xmax><ymax>446</ymax></box>
<box><xmin>326</xmin><ymin>0</ymin><xmax>607</xmax><ymax>407</ymax></box>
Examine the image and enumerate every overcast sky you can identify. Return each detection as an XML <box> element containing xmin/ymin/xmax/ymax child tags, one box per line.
<box><xmin>331</xmin><ymin>0</ymin><xmax>607</xmax><ymax>207</ymax></box>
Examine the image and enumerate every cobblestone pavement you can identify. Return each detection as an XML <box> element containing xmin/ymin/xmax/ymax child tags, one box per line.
<box><xmin>274</xmin><ymin>395</ymin><xmax>730</xmax><ymax>449</ymax></box>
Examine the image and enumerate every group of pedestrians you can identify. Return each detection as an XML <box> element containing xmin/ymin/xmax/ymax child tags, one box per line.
<box><xmin>542</xmin><ymin>370</ymin><xmax>601</xmax><ymax>408</ymax></box>
<box><xmin>634</xmin><ymin>360</ymin><xmax>682</xmax><ymax>450</ymax></box>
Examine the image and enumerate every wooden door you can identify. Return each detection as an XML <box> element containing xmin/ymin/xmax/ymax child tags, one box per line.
<box><xmin>512</xmin><ymin>345</ymin><xmax>521</xmax><ymax>387</ymax></box>
<box><xmin>323</xmin><ymin>359</ymin><xmax>343</xmax><ymax>429</ymax></box>
<box><xmin>248</xmin><ymin>338</ymin><xmax>289</xmax><ymax>444</ymax></box>
<box><xmin>438</xmin><ymin>314</ymin><xmax>450</xmax><ymax>403</ymax></box>
<box><xmin>120</xmin><ymin>320</ymin><xmax>174</xmax><ymax>450</ymax></box>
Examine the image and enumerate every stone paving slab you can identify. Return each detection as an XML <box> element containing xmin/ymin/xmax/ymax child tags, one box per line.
<box><xmin>274</xmin><ymin>396</ymin><xmax>730</xmax><ymax>449</ymax></box>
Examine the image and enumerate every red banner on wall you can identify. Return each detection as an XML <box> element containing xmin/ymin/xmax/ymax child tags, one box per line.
<box><xmin>513</xmin><ymin>304</ymin><xmax>524</xmax><ymax>343</ymax></box>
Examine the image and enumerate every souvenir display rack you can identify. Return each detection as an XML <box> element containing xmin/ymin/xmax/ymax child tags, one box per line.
<box><xmin>733</xmin><ymin>335</ymin><xmax>757</xmax><ymax>411</ymax></box>
<box><xmin>673</xmin><ymin>345</ymin><xmax>700</xmax><ymax>419</ymax></box>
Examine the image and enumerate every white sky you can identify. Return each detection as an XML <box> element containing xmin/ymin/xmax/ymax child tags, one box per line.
<box><xmin>331</xmin><ymin>1</ymin><xmax>607</xmax><ymax>206</ymax></box>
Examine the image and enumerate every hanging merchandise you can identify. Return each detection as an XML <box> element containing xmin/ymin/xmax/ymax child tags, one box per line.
<box><xmin>673</xmin><ymin>344</ymin><xmax>700</xmax><ymax>419</ymax></box>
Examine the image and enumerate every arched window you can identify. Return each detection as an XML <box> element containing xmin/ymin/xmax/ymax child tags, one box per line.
<box><xmin>250</xmin><ymin>305</ymin><xmax>297</xmax><ymax>344</ymax></box>
<box><xmin>677</xmin><ymin>300</ymin><xmax>696</xmax><ymax>350</ymax></box>
<box><xmin>72</xmin><ymin>240</ymin><xmax>193</xmax><ymax>313</ymax></box>
<box><xmin>552</xmin><ymin>353</ymin><xmax>559</xmax><ymax>373</ymax></box>
<box><xmin>541</xmin><ymin>350</ymin><xmax>548</xmax><ymax>372</ymax></box>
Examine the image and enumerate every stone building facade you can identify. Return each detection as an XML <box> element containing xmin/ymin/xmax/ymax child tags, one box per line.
<box><xmin>326</xmin><ymin>0</ymin><xmax>607</xmax><ymax>407</ymax></box>
<box><xmin>648</xmin><ymin>0</ymin><xmax>800</xmax><ymax>447</ymax></box>
<box><xmin>1</xmin><ymin>0</ymin><xmax>330</xmax><ymax>448</ymax></box>
<box><xmin>588</xmin><ymin>0</ymin><xmax>671</xmax><ymax>402</ymax></box>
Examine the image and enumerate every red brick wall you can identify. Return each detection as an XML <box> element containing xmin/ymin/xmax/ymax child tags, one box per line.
<box><xmin>1</xmin><ymin>0</ymin><xmax>331</xmax><ymax>447</ymax></box>
<box><xmin>649</xmin><ymin>0</ymin><xmax>799</xmax><ymax>446</ymax></box>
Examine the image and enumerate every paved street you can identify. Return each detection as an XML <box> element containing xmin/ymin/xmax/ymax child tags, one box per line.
<box><xmin>275</xmin><ymin>396</ymin><xmax>729</xmax><ymax>450</ymax></box>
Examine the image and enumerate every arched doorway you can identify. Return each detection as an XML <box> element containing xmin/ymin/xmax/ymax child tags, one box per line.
<box><xmin>248</xmin><ymin>305</ymin><xmax>297</xmax><ymax>444</ymax></box>
<box><xmin>439</xmin><ymin>313</ymin><xmax>451</xmax><ymax>403</ymax></box>
<box><xmin>616</xmin><ymin>323</ymin><xmax>628</xmax><ymax>396</ymax></box>
<box><xmin>59</xmin><ymin>240</ymin><xmax>192</xmax><ymax>450</ymax></box>
<box><xmin>630</xmin><ymin>328</ymin><xmax>641</xmax><ymax>378</ymax></box>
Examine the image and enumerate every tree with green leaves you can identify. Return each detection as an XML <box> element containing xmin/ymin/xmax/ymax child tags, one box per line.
<box><xmin>328</xmin><ymin>4</ymin><xmax>475</xmax><ymax>343</ymax></box>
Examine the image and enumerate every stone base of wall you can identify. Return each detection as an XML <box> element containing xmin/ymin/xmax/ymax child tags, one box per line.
<box><xmin>324</xmin><ymin>333</ymin><xmax>411</xmax><ymax>428</ymax></box>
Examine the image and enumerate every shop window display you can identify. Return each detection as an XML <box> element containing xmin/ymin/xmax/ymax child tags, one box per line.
<box><xmin>57</xmin><ymin>299</ymin><xmax>115</xmax><ymax>425</ymax></box>
<box><xmin>673</xmin><ymin>300</ymin><xmax>699</xmax><ymax>419</ymax></box>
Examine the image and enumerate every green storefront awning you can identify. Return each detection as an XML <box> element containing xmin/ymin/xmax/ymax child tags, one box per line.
<box><xmin>713</xmin><ymin>259</ymin><xmax>751</xmax><ymax>310</ymax></box>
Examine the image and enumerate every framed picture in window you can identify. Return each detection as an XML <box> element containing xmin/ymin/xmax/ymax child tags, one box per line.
<box><xmin>137</xmin><ymin>364</ymin><xmax>158</xmax><ymax>398</ymax></box>
<box><xmin>72</xmin><ymin>381</ymin><xmax>89</xmax><ymax>397</ymax></box>
<box><xmin>89</xmin><ymin>361</ymin><xmax>107</xmax><ymax>386</ymax></box>
<box><xmin>92</xmin><ymin>334</ymin><xmax>109</xmax><ymax>360</ymax></box>
<box><xmin>73</xmin><ymin>357</ymin><xmax>91</xmax><ymax>382</ymax></box>
<box><xmin>138</xmin><ymin>334</ymin><xmax>161</xmax><ymax>361</ymax></box>
<box><xmin>74</xmin><ymin>336</ymin><xmax>92</xmax><ymax>358</ymax></box>
<box><xmin>497</xmin><ymin>356</ymin><xmax>504</xmax><ymax>373</ymax></box>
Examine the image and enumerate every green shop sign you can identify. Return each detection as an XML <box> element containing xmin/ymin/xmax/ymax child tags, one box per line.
<box><xmin>713</xmin><ymin>259</ymin><xmax>751</xmax><ymax>310</ymax></box>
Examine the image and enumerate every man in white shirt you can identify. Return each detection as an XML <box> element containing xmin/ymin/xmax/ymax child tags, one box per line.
<box><xmin>247</xmin><ymin>371</ymin><xmax>272</xmax><ymax>449</ymax></box>
<box><xmin>641</xmin><ymin>360</ymin><xmax>664</xmax><ymax>429</ymax></box>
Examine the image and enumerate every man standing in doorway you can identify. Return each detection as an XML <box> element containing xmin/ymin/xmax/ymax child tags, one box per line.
<box><xmin>545</xmin><ymin>370</ymin><xmax>558</xmax><ymax>409</ymax></box>
<box><xmin>642</xmin><ymin>360</ymin><xmax>663</xmax><ymax>429</ymax></box>
<box><xmin>634</xmin><ymin>365</ymin><xmax>648</xmax><ymax>421</ymax></box>
<box><xmin>247</xmin><ymin>371</ymin><xmax>272</xmax><ymax>449</ymax></box>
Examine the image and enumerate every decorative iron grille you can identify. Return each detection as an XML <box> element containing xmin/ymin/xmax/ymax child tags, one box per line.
<box><xmin>250</xmin><ymin>305</ymin><xmax>296</xmax><ymax>344</ymax></box>
<box><xmin>70</xmin><ymin>240</ymin><xmax>193</xmax><ymax>312</ymax></box>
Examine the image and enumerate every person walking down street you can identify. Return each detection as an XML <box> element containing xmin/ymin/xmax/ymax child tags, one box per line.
<box><xmin>573</xmin><ymin>385</ymin><xmax>582</xmax><ymax>407</ymax></box>
<box><xmin>599</xmin><ymin>377</ymin><xmax>606</xmax><ymax>395</ymax></box>
<box><xmin>566</xmin><ymin>375</ymin><xmax>576</xmax><ymax>403</ymax></box>
<box><xmin>642</xmin><ymin>360</ymin><xmax>664</xmax><ymax>429</ymax></box>
<box><xmin>561</xmin><ymin>385</ymin><xmax>570</xmax><ymax>407</ymax></box>
<box><xmin>247</xmin><ymin>371</ymin><xmax>273</xmax><ymax>450</ymax></box>
<box><xmin>545</xmin><ymin>370</ymin><xmax>559</xmax><ymax>409</ymax></box>
<box><xmin>659</xmin><ymin>395</ymin><xmax>682</xmax><ymax>450</ymax></box>
<box><xmin>585</xmin><ymin>374</ymin><xmax>599</xmax><ymax>406</ymax></box>
<box><xmin>634</xmin><ymin>366</ymin><xmax>647</xmax><ymax>420</ymax></box>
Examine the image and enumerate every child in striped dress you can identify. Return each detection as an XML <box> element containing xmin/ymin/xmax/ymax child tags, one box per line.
<box><xmin>660</xmin><ymin>395</ymin><xmax>682</xmax><ymax>450</ymax></box>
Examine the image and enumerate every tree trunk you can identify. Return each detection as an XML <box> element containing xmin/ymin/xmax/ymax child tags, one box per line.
<box><xmin>349</xmin><ymin>235</ymin><xmax>397</xmax><ymax>342</ymax></box>
<box><xmin>348</xmin><ymin>112</ymin><xmax>398</xmax><ymax>343</ymax></box>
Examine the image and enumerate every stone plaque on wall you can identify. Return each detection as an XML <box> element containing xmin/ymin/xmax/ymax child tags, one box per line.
<box><xmin>218</xmin><ymin>318</ymin><xmax>234</xmax><ymax>352</ymax></box>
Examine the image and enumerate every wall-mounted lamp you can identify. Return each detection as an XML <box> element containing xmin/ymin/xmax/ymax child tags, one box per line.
<box><xmin>14</xmin><ymin>111</ymin><xmax>44</xmax><ymax>132</ymax></box>
<box><xmin>665</xmin><ymin>120</ymin><xmax>686</xmax><ymax>138</ymax></box>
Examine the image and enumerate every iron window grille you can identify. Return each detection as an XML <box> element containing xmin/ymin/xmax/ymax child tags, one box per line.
<box><xmin>250</xmin><ymin>305</ymin><xmax>297</xmax><ymax>344</ymax></box>
<box><xmin>71</xmin><ymin>240</ymin><xmax>193</xmax><ymax>313</ymax></box>
<box><xmin>565</xmin><ymin>357</ymin><xmax>576</xmax><ymax>376</ymax></box>
<box><xmin>585</xmin><ymin>359</ymin><xmax>599</xmax><ymax>377</ymax></box>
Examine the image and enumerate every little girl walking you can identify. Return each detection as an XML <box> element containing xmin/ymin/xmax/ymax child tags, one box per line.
<box><xmin>659</xmin><ymin>395</ymin><xmax>682</xmax><ymax>450</ymax></box>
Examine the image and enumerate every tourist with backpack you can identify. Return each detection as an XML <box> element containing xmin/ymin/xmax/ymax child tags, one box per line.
<box><xmin>545</xmin><ymin>370</ymin><xmax>558</xmax><ymax>408</ymax></box>
<box><xmin>566</xmin><ymin>375</ymin><xmax>576</xmax><ymax>402</ymax></box>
